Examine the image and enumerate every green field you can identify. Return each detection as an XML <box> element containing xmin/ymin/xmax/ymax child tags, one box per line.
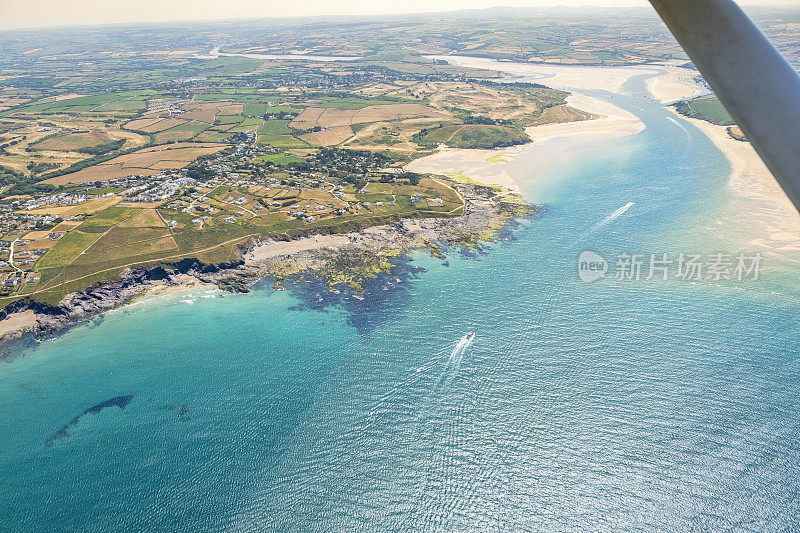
<box><xmin>76</xmin><ymin>206</ymin><xmax>141</xmax><ymax>232</ymax></box>
<box><xmin>229</xmin><ymin>118</ymin><xmax>263</xmax><ymax>132</ymax></box>
<box><xmin>674</xmin><ymin>95</ymin><xmax>735</xmax><ymax>126</ymax></box>
<box><xmin>257</xmin><ymin>134</ymin><xmax>308</xmax><ymax>148</ymax></box>
<box><xmin>214</xmin><ymin>114</ymin><xmax>244</xmax><ymax>125</ymax></box>
<box><xmin>3</xmin><ymin>91</ymin><xmax>155</xmax><ymax>117</ymax></box>
<box><xmin>194</xmin><ymin>130</ymin><xmax>234</xmax><ymax>142</ymax></box>
<box><xmin>243</xmin><ymin>103</ymin><xmax>299</xmax><ymax>116</ymax></box>
<box><xmin>154</xmin><ymin>122</ymin><xmax>209</xmax><ymax>142</ymax></box>
<box><xmin>258</xmin><ymin>119</ymin><xmax>291</xmax><ymax>135</ymax></box>
<box><xmin>416</xmin><ymin>124</ymin><xmax>529</xmax><ymax>149</ymax></box>
<box><xmin>34</xmin><ymin>231</ymin><xmax>103</xmax><ymax>269</ymax></box>
<box><xmin>258</xmin><ymin>153</ymin><xmax>306</xmax><ymax>166</ymax></box>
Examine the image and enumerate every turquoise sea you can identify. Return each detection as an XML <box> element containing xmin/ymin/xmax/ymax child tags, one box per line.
<box><xmin>2</xmin><ymin>72</ymin><xmax>800</xmax><ymax>531</ymax></box>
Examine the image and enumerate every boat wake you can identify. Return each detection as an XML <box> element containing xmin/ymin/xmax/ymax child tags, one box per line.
<box><xmin>582</xmin><ymin>201</ymin><xmax>634</xmax><ymax>238</ymax></box>
<box><xmin>448</xmin><ymin>331</ymin><xmax>475</xmax><ymax>367</ymax></box>
<box><xmin>436</xmin><ymin>331</ymin><xmax>476</xmax><ymax>389</ymax></box>
<box><xmin>666</xmin><ymin>115</ymin><xmax>691</xmax><ymax>137</ymax></box>
<box><xmin>369</xmin><ymin>331</ymin><xmax>476</xmax><ymax>416</ymax></box>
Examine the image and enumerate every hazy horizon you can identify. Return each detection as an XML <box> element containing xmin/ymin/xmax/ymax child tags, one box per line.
<box><xmin>2</xmin><ymin>0</ymin><xmax>797</xmax><ymax>31</ymax></box>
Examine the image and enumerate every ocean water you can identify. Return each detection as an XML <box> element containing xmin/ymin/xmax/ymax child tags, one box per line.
<box><xmin>2</xmin><ymin>73</ymin><xmax>800</xmax><ymax>531</ymax></box>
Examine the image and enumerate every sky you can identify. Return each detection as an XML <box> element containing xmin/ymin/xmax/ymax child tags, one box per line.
<box><xmin>0</xmin><ymin>0</ymin><xmax>796</xmax><ymax>30</ymax></box>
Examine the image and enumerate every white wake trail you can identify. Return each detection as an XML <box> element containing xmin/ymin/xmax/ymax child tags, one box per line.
<box><xmin>582</xmin><ymin>201</ymin><xmax>634</xmax><ymax>238</ymax></box>
<box><xmin>666</xmin><ymin>116</ymin><xmax>691</xmax><ymax>137</ymax></box>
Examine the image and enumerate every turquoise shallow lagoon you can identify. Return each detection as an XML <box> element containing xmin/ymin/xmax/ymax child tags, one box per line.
<box><xmin>2</xmin><ymin>73</ymin><xmax>800</xmax><ymax>531</ymax></box>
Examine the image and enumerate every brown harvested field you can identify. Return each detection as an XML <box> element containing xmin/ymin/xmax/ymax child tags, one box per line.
<box><xmin>113</xmin><ymin>128</ymin><xmax>150</xmax><ymax>148</ymax></box>
<box><xmin>118</xmin><ymin>145</ymin><xmax>220</xmax><ymax>167</ymax></box>
<box><xmin>32</xmin><ymin>131</ymin><xmax>115</xmax><ymax>151</ymax></box>
<box><xmin>353</xmin><ymin>104</ymin><xmax>448</xmax><ymax>123</ymax></box>
<box><xmin>117</xmin><ymin>208</ymin><xmax>165</xmax><ymax>228</ymax></box>
<box><xmin>301</xmin><ymin>126</ymin><xmax>353</xmax><ymax>147</ymax></box>
<box><xmin>20</xmin><ymin>196</ymin><xmax>122</xmax><ymax>216</ymax></box>
<box><xmin>44</xmin><ymin>143</ymin><xmax>225</xmax><ymax>185</ymax></box>
<box><xmin>20</xmin><ymin>230</ymin><xmax>55</xmax><ymax>241</ymax></box>
<box><xmin>45</xmin><ymin>164</ymin><xmax>160</xmax><ymax>183</ymax></box>
<box><xmin>50</xmin><ymin>220</ymin><xmax>84</xmax><ymax>233</ymax></box>
<box><xmin>290</xmin><ymin>104</ymin><xmax>447</xmax><ymax>130</ymax></box>
<box><xmin>148</xmin><ymin>159</ymin><xmax>192</xmax><ymax>169</ymax></box>
<box><xmin>138</xmin><ymin>142</ymin><xmax>213</xmax><ymax>152</ymax></box>
<box><xmin>125</xmin><ymin>117</ymin><xmax>166</xmax><ymax>131</ymax></box>
<box><xmin>153</xmin><ymin>128</ymin><xmax>196</xmax><ymax>143</ymax></box>
<box><xmin>18</xmin><ymin>238</ymin><xmax>59</xmax><ymax>251</ymax></box>
<box><xmin>358</xmin><ymin>83</ymin><xmax>404</xmax><ymax>96</ymax></box>
<box><xmin>218</xmin><ymin>103</ymin><xmax>243</xmax><ymax>116</ymax></box>
<box><xmin>179</xmin><ymin>103</ymin><xmax>221</xmax><ymax>123</ymax></box>
<box><xmin>291</xmin><ymin>107</ymin><xmax>325</xmax><ymax>128</ymax></box>
<box><xmin>180</xmin><ymin>102</ymin><xmax>242</xmax><ymax>123</ymax></box>
<box><xmin>138</xmin><ymin>118</ymin><xmax>186</xmax><ymax>133</ymax></box>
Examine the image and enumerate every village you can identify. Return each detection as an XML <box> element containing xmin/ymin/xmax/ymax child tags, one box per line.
<box><xmin>0</xmin><ymin>131</ymin><xmax>458</xmax><ymax>297</ymax></box>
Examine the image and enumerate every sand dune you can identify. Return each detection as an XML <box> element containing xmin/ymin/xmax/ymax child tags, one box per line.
<box><xmin>411</xmin><ymin>59</ymin><xmax>797</xmax><ymax>253</ymax></box>
<box><xmin>405</xmin><ymin>92</ymin><xmax>644</xmax><ymax>192</ymax></box>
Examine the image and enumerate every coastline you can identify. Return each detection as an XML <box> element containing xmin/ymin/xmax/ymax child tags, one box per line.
<box><xmin>421</xmin><ymin>56</ymin><xmax>799</xmax><ymax>257</ymax></box>
<box><xmin>427</xmin><ymin>55</ymin><xmax>659</xmax><ymax>93</ymax></box>
<box><xmin>0</xmin><ymin>181</ymin><xmax>529</xmax><ymax>345</ymax></box>
<box><xmin>405</xmin><ymin>92</ymin><xmax>644</xmax><ymax>192</ymax></box>
<box><xmin>4</xmin><ymin>61</ymin><xmax>796</xmax><ymax>345</ymax></box>
<box><xmin>643</xmin><ymin>64</ymin><xmax>800</xmax><ymax>256</ymax></box>
<box><xmin>646</xmin><ymin>60</ymin><xmax>707</xmax><ymax>103</ymax></box>
<box><xmin>681</xmin><ymin>116</ymin><xmax>800</xmax><ymax>257</ymax></box>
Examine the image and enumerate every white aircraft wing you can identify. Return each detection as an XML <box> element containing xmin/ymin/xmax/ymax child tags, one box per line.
<box><xmin>650</xmin><ymin>0</ymin><xmax>800</xmax><ymax>213</ymax></box>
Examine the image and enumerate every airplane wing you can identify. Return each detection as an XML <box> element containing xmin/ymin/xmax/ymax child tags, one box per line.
<box><xmin>649</xmin><ymin>0</ymin><xmax>800</xmax><ymax>213</ymax></box>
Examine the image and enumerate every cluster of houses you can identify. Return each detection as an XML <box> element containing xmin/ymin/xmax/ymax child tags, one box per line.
<box><xmin>22</xmin><ymin>192</ymin><xmax>94</xmax><ymax>211</ymax></box>
<box><xmin>0</xmin><ymin>211</ymin><xmax>59</xmax><ymax>238</ymax></box>
<box><xmin>128</xmin><ymin>176</ymin><xmax>196</xmax><ymax>203</ymax></box>
<box><xmin>1</xmin><ymin>271</ymin><xmax>38</xmax><ymax>288</ymax></box>
<box><xmin>148</xmin><ymin>100</ymin><xmax>186</xmax><ymax>117</ymax></box>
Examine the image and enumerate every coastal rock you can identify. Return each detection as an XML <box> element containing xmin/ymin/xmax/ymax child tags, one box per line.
<box><xmin>0</xmin><ymin>181</ymin><xmax>533</xmax><ymax>344</ymax></box>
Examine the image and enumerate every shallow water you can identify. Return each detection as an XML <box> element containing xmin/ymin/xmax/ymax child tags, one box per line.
<box><xmin>2</xmin><ymin>70</ymin><xmax>800</xmax><ymax>531</ymax></box>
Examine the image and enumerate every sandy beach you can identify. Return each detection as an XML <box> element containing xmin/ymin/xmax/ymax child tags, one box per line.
<box><xmin>405</xmin><ymin>91</ymin><xmax>644</xmax><ymax>192</ymax></box>
<box><xmin>646</xmin><ymin>61</ymin><xmax>706</xmax><ymax>103</ymax></box>
<box><xmin>0</xmin><ymin>310</ymin><xmax>37</xmax><ymax>339</ymax></box>
<box><xmin>246</xmin><ymin>235</ymin><xmax>351</xmax><ymax>262</ymax></box>
<box><xmin>645</xmin><ymin>65</ymin><xmax>800</xmax><ymax>256</ymax></box>
<box><xmin>414</xmin><ymin>57</ymin><xmax>799</xmax><ymax>254</ymax></box>
<box><xmin>428</xmin><ymin>55</ymin><xmax>659</xmax><ymax>93</ymax></box>
<box><xmin>642</xmin><ymin>62</ymin><xmax>800</xmax><ymax>255</ymax></box>
<box><xmin>684</xmin><ymin>117</ymin><xmax>800</xmax><ymax>256</ymax></box>
<box><xmin>407</xmin><ymin>58</ymin><xmax>669</xmax><ymax>192</ymax></box>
